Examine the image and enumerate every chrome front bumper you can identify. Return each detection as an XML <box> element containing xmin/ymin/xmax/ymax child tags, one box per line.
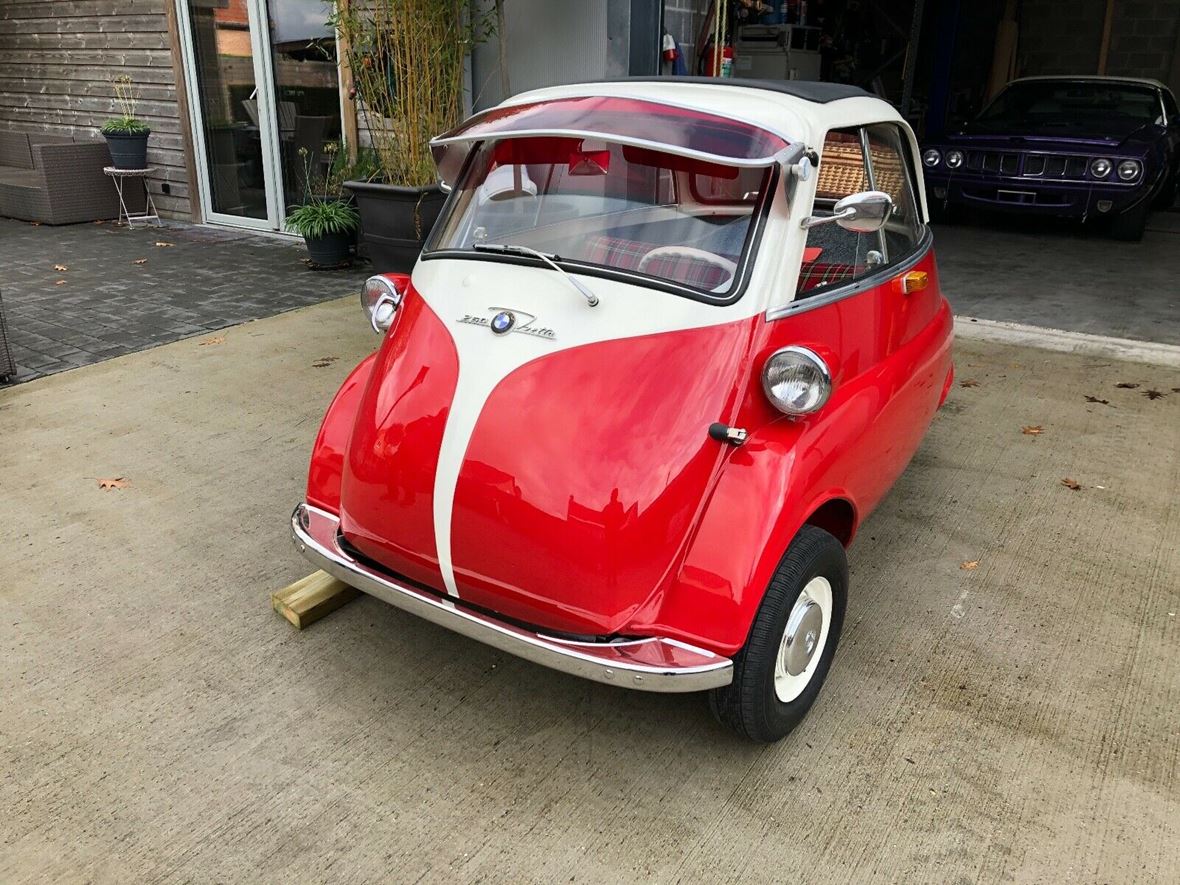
<box><xmin>291</xmin><ymin>503</ymin><xmax>733</xmax><ymax>693</ymax></box>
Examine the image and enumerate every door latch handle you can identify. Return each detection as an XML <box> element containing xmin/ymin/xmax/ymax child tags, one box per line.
<box><xmin>708</xmin><ymin>423</ymin><xmax>748</xmax><ymax>446</ymax></box>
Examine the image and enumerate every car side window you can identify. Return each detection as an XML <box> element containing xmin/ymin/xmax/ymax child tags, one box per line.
<box><xmin>796</xmin><ymin>123</ymin><xmax>925</xmax><ymax>299</ymax></box>
<box><xmin>864</xmin><ymin>123</ymin><xmax>923</xmax><ymax>261</ymax></box>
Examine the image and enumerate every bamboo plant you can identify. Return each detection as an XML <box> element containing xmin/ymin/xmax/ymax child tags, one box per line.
<box><xmin>331</xmin><ymin>0</ymin><xmax>494</xmax><ymax>188</ymax></box>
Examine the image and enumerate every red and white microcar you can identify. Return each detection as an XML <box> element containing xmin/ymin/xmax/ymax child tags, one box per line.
<box><xmin>292</xmin><ymin>78</ymin><xmax>953</xmax><ymax>742</ymax></box>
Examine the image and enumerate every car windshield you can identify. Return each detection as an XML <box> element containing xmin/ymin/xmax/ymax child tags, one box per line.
<box><xmin>975</xmin><ymin>81</ymin><xmax>1160</xmax><ymax>130</ymax></box>
<box><xmin>425</xmin><ymin>136</ymin><xmax>773</xmax><ymax>298</ymax></box>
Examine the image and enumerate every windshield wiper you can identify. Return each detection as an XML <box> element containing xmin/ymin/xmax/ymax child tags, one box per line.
<box><xmin>472</xmin><ymin>242</ymin><xmax>599</xmax><ymax>307</ymax></box>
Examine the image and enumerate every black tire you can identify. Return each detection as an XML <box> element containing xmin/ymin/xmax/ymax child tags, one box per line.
<box><xmin>1109</xmin><ymin>199</ymin><xmax>1150</xmax><ymax>241</ymax></box>
<box><xmin>709</xmin><ymin>525</ymin><xmax>848</xmax><ymax>743</ymax></box>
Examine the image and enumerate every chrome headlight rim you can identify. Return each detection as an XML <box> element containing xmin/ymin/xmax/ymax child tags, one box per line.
<box><xmin>945</xmin><ymin>149</ymin><xmax>964</xmax><ymax>169</ymax></box>
<box><xmin>921</xmin><ymin>148</ymin><xmax>942</xmax><ymax>168</ymax></box>
<box><xmin>361</xmin><ymin>275</ymin><xmax>403</xmax><ymax>333</ymax></box>
<box><xmin>761</xmin><ymin>346</ymin><xmax>833</xmax><ymax>416</ymax></box>
<box><xmin>1117</xmin><ymin>159</ymin><xmax>1142</xmax><ymax>181</ymax></box>
<box><xmin>1090</xmin><ymin>157</ymin><xmax>1113</xmax><ymax>179</ymax></box>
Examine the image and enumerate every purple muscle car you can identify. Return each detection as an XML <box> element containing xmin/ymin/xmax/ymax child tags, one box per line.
<box><xmin>922</xmin><ymin>76</ymin><xmax>1180</xmax><ymax>240</ymax></box>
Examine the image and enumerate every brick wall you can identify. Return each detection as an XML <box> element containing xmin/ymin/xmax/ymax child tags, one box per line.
<box><xmin>1018</xmin><ymin>0</ymin><xmax>1180</xmax><ymax>92</ymax></box>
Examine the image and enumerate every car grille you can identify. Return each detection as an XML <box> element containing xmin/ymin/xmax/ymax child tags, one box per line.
<box><xmin>966</xmin><ymin>150</ymin><xmax>1020</xmax><ymax>175</ymax></box>
<box><xmin>1024</xmin><ymin>154</ymin><xmax>1089</xmax><ymax>180</ymax></box>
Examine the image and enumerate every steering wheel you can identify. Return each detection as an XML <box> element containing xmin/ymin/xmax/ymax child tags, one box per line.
<box><xmin>636</xmin><ymin>246</ymin><xmax>738</xmax><ymax>292</ymax></box>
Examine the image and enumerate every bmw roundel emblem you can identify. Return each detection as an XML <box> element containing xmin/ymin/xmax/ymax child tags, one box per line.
<box><xmin>490</xmin><ymin>310</ymin><xmax>516</xmax><ymax>335</ymax></box>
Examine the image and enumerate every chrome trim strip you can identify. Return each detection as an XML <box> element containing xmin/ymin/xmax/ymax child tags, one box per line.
<box><xmin>431</xmin><ymin>129</ymin><xmax>784</xmax><ymax>169</ymax></box>
<box><xmin>291</xmin><ymin>504</ymin><xmax>733</xmax><ymax>693</ymax></box>
<box><xmin>767</xmin><ymin>228</ymin><xmax>934</xmax><ymax>321</ymax></box>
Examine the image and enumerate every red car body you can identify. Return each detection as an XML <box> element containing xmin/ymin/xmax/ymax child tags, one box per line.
<box><xmin>293</xmin><ymin>79</ymin><xmax>953</xmax><ymax>713</ymax></box>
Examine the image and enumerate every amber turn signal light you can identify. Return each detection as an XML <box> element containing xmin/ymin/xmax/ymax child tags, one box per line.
<box><xmin>895</xmin><ymin>271</ymin><xmax>929</xmax><ymax>295</ymax></box>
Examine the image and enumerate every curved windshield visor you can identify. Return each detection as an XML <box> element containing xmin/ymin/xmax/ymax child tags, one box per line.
<box><xmin>425</xmin><ymin>135</ymin><xmax>775</xmax><ymax>300</ymax></box>
<box><xmin>431</xmin><ymin>95</ymin><xmax>792</xmax><ymax>186</ymax></box>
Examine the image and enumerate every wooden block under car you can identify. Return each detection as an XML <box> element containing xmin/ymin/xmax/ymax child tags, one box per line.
<box><xmin>272</xmin><ymin>570</ymin><xmax>360</xmax><ymax>629</ymax></box>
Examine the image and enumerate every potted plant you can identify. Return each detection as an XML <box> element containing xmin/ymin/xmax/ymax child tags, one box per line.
<box><xmin>332</xmin><ymin>0</ymin><xmax>493</xmax><ymax>272</ymax></box>
<box><xmin>285</xmin><ymin>145</ymin><xmax>362</xmax><ymax>267</ymax></box>
<box><xmin>100</xmin><ymin>76</ymin><xmax>151</xmax><ymax>170</ymax></box>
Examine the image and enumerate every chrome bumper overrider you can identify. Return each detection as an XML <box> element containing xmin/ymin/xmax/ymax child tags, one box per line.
<box><xmin>291</xmin><ymin>504</ymin><xmax>733</xmax><ymax>693</ymax></box>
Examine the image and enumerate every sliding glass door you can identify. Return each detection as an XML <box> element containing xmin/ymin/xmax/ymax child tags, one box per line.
<box><xmin>177</xmin><ymin>0</ymin><xmax>342</xmax><ymax>230</ymax></box>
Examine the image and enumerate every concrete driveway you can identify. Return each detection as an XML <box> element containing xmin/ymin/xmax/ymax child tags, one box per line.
<box><xmin>934</xmin><ymin>209</ymin><xmax>1180</xmax><ymax>346</ymax></box>
<box><xmin>1</xmin><ymin>299</ymin><xmax>1177</xmax><ymax>883</ymax></box>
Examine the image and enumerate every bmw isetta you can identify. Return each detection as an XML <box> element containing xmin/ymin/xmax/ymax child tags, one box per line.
<box><xmin>292</xmin><ymin>78</ymin><xmax>954</xmax><ymax>742</ymax></box>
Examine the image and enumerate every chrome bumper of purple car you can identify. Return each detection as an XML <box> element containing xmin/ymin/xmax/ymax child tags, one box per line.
<box><xmin>291</xmin><ymin>503</ymin><xmax>733</xmax><ymax>693</ymax></box>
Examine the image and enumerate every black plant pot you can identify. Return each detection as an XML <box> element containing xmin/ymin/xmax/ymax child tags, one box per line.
<box><xmin>344</xmin><ymin>181</ymin><xmax>447</xmax><ymax>273</ymax></box>
<box><xmin>304</xmin><ymin>231</ymin><xmax>354</xmax><ymax>267</ymax></box>
<box><xmin>103</xmin><ymin>132</ymin><xmax>150</xmax><ymax>170</ymax></box>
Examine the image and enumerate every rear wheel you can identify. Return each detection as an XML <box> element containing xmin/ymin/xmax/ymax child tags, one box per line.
<box><xmin>1110</xmin><ymin>199</ymin><xmax>1150</xmax><ymax>241</ymax></box>
<box><xmin>709</xmin><ymin>525</ymin><xmax>848</xmax><ymax>742</ymax></box>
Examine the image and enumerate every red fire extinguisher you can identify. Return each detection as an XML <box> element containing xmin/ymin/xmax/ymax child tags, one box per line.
<box><xmin>706</xmin><ymin>42</ymin><xmax>734</xmax><ymax>77</ymax></box>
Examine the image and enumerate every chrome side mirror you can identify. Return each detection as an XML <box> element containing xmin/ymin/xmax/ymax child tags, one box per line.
<box><xmin>801</xmin><ymin>190</ymin><xmax>894</xmax><ymax>233</ymax></box>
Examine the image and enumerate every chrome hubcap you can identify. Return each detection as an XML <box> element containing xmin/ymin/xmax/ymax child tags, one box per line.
<box><xmin>773</xmin><ymin>576</ymin><xmax>833</xmax><ymax>703</ymax></box>
<box><xmin>782</xmin><ymin>597</ymin><xmax>823</xmax><ymax>675</ymax></box>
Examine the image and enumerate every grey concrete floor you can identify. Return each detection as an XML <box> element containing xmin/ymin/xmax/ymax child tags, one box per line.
<box><xmin>1</xmin><ymin>299</ymin><xmax>1178</xmax><ymax>883</ymax></box>
<box><xmin>935</xmin><ymin>208</ymin><xmax>1180</xmax><ymax>345</ymax></box>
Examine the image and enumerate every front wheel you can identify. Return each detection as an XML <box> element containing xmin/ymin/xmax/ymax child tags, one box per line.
<box><xmin>709</xmin><ymin>525</ymin><xmax>848</xmax><ymax>742</ymax></box>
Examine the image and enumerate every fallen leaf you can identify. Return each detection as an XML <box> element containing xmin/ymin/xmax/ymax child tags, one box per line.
<box><xmin>154</xmin><ymin>241</ymin><xmax>174</xmax><ymax>248</ymax></box>
<box><xmin>312</xmin><ymin>356</ymin><xmax>339</xmax><ymax>368</ymax></box>
<box><xmin>54</xmin><ymin>279</ymin><xmax>66</xmax><ymax>286</ymax></box>
<box><xmin>132</xmin><ymin>258</ymin><xmax>147</xmax><ymax>265</ymax></box>
<box><xmin>1061</xmin><ymin>478</ymin><xmax>1082</xmax><ymax>491</ymax></box>
<box><xmin>1115</xmin><ymin>382</ymin><xmax>1139</xmax><ymax>389</ymax></box>
<box><xmin>960</xmin><ymin>560</ymin><xmax>979</xmax><ymax>570</ymax></box>
<box><xmin>959</xmin><ymin>379</ymin><xmax>979</xmax><ymax>388</ymax></box>
<box><xmin>1021</xmin><ymin>425</ymin><xmax>1044</xmax><ymax>435</ymax></box>
<box><xmin>1083</xmin><ymin>395</ymin><xmax>1109</xmax><ymax>405</ymax></box>
<box><xmin>1142</xmin><ymin>389</ymin><xmax>1166</xmax><ymax>400</ymax></box>
<box><xmin>198</xmin><ymin>335</ymin><xmax>225</xmax><ymax>347</ymax></box>
<box><xmin>53</xmin><ymin>264</ymin><xmax>68</xmax><ymax>272</ymax></box>
<box><xmin>97</xmin><ymin>477</ymin><xmax>129</xmax><ymax>490</ymax></box>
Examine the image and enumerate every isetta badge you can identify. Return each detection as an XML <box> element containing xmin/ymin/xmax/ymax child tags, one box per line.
<box><xmin>457</xmin><ymin>308</ymin><xmax>556</xmax><ymax>339</ymax></box>
<box><xmin>292</xmin><ymin>79</ymin><xmax>953</xmax><ymax>742</ymax></box>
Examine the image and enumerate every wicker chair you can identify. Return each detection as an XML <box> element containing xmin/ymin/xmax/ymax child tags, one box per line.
<box><xmin>0</xmin><ymin>130</ymin><xmax>143</xmax><ymax>224</ymax></box>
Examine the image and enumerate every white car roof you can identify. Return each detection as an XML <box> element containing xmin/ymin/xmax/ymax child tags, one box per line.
<box><xmin>499</xmin><ymin>78</ymin><xmax>908</xmax><ymax>152</ymax></box>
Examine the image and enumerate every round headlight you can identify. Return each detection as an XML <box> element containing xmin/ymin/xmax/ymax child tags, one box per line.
<box><xmin>361</xmin><ymin>275</ymin><xmax>404</xmax><ymax>333</ymax></box>
<box><xmin>1117</xmin><ymin>159</ymin><xmax>1141</xmax><ymax>181</ymax></box>
<box><xmin>762</xmin><ymin>347</ymin><xmax>832</xmax><ymax>416</ymax></box>
<box><xmin>1090</xmin><ymin>158</ymin><xmax>1112</xmax><ymax>178</ymax></box>
<box><xmin>945</xmin><ymin>150</ymin><xmax>964</xmax><ymax>169</ymax></box>
<box><xmin>922</xmin><ymin>148</ymin><xmax>941</xmax><ymax>168</ymax></box>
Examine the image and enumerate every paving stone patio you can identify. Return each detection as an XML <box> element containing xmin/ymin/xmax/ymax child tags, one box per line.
<box><xmin>0</xmin><ymin>217</ymin><xmax>369</xmax><ymax>382</ymax></box>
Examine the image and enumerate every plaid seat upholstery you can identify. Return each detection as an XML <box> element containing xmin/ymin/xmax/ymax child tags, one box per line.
<box><xmin>642</xmin><ymin>254</ymin><xmax>731</xmax><ymax>289</ymax></box>
<box><xmin>797</xmin><ymin>262</ymin><xmax>859</xmax><ymax>294</ymax></box>
<box><xmin>583</xmin><ymin>235</ymin><xmax>648</xmax><ymax>271</ymax></box>
<box><xmin>583</xmin><ymin>236</ymin><xmax>736</xmax><ymax>290</ymax></box>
